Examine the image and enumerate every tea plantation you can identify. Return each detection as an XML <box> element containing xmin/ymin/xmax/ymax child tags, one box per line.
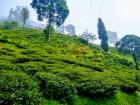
<box><xmin>0</xmin><ymin>28</ymin><xmax>140</xmax><ymax>105</ymax></box>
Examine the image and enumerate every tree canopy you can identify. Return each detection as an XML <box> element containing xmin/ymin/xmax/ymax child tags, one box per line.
<box><xmin>31</xmin><ymin>0</ymin><xmax>69</xmax><ymax>27</ymax></box>
<box><xmin>21</xmin><ymin>7</ymin><xmax>30</xmax><ymax>27</ymax></box>
<box><xmin>116</xmin><ymin>35</ymin><xmax>140</xmax><ymax>54</ymax></box>
<box><xmin>81</xmin><ymin>29</ymin><xmax>96</xmax><ymax>44</ymax></box>
<box><xmin>31</xmin><ymin>0</ymin><xmax>69</xmax><ymax>42</ymax></box>
<box><xmin>116</xmin><ymin>35</ymin><xmax>140</xmax><ymax>70</ymax></box>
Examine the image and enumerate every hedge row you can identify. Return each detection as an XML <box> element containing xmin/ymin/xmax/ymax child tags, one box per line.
<box><xmin>35</xmin><ymin>72</ymin><xmax>77</xmax><ymax>104</ymax></box>
<box><xmin>0</xmin><ymin>70</ymin><xmax>41</xmax><ymax>105</ymax></box>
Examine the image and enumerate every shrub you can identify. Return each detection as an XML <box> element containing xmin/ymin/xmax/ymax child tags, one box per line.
<box><xmin>114</xmin><ymin>58</ymin><xmax>133</xmax><ymax>67</ymax></box>
<box><xmin>55</xmin><ymin>70</ymin><xmax>85</xmax><ymax>81</ymax></box>
<box><xmin>71</xmin><ymin>46</ymin><xmax>90</xmax><ymax>55</ymax></box>
<box><xmin>35</xmin><ymin>72</ymin><xmax>77</xmax><ymax>104</ymax></box>
<box><xmin>3</xmin><ymin>21</ymin><xmax>18</xmax><ymax>29</ymax></box>
<box><xmin>92</xmin><ymin>66</ymin><xmax>104</xmax><ymax>72</ymax></box>
<box><xmin>135</xmin><ymin>72</ymin><xmax>140</xmax><ymax>85</ymax></box>
<box><xmin>121</xmin><ymin>81</ymin><xmax>138</xmax><ymax>94</ymax></box>
<box><xmin>18</xmin><ymin>62</ymin><xmax>48</xmax><ymax>75</ymax></box>
<box><xmin>76</xmin><ymin>75</ymin><xmax>119</xmax><ymax>98</ymax></box>
<box><xmin>0</xmin><ymin>38</ymin><xmax>8</xmax><ymax>43</ymax></box>
<box><xmin>0</xmin><ymin>30</ymin><xmax>2</xmax><ymax>35</ymax></box>
<box><xmin>110</xmin><ymin>70</ymin><xmax>138</xmax><ymax>93</ymax></box>
<box><xmin>0</xmin><ymin>63</ymin><xmax>18</xmax><ymax>71</ymax></box>
<box><xmin>61</xmin><ymin>59</ymin><xmax>103</xmax><ymax>72</ymax></box>
<box><xmin>13</xmin><ymin>57</ymin><xmax>43</xmax><ymax>63</ymax></box>
<box><xmin>0</xmin><ymin>70</ymin><xmax>41</xmax><ymax>105</ymax></box>
<box><xmin>21</xmin><ymin>50</ymin><xmax>36</xmax><ymax>55</ymax></box>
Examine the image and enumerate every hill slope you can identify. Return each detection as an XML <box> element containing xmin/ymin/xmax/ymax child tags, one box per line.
<box><xmin>0</xmin><ymin>28</ymin><xmax>140</xmax><ymax>105</ymax></box>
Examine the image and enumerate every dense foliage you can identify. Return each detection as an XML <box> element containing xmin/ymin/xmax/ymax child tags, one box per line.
<box><xmin>36</xmin><ymin>72</ymin><xmax>77</xmax><ymax>104</ymax></box>
<box><xmin>31</xmin><ymin>0</ymin><xmax>69</xmax><ymax>26</ymax></box>
<box><xmin>0</xmin><ymin>28</ymin><xmax>140</xmax><ymax>105</ymax></box>
<box><xmin>116</xmin><ymin>35</ymin><xmax>140</xmax><ymax>70</ymax></box>
<box><xmin>3</xmin><ymin>21</ymin><xmax>19</xmax><ymax>29</ymax></box>
<box><xmin>0</xmin><ymin>70</ymin><xmax>41</xmax><ymax>105</ymax></box>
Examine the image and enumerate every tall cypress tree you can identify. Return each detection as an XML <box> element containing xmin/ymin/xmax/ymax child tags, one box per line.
<box><xmin>97</xmin><ymin>18</ymin><xmax>109</xmax><ymax>52</ymax></box>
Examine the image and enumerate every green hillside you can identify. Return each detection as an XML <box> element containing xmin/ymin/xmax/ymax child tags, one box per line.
<box><xmin>0</xmin><ymin>28</ymin><xmax>140</xmax><ymax>105</ymax></box>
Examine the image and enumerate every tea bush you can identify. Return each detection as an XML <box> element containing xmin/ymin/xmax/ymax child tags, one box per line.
<box><xmin>0</xmin><ymin>62</ymin><xmax>17</xmax><ymax>71</ymax></box>
<box><xmin>18</xmin><ymin>62</ymin><xmax>48</xmax><ymax>75</ymax></box>
<box><xmin>56</xmin><ymin>70</ymin><xmax>85</xmax><ymax>81</ymax></box>
<box><xmin>76</xmin><ymin>74</ymin><xmax>119</xmax><ymax>98</ymax></box>
<box><xmin>13</xmin><ymin>57</ymin><xmax>43</xmax><ymax>63</ymax></box>
<box><xmin>121</xmin><ymin>80</ymin><xmax>138</xmax><ymax>94</ymax></box>
<box><xmin>0</xmin><ymin>28</ymin><xmax>140</xmax><ymax>105</ymax></box>
<box><xmin>0</xmin><ymin>70</ymin><xmax>41</xmax><ymax>105</ymax></box>
<box><xmin>3</xmin><ymin>21</ymin><xmax>19</xmax><ymax>30</ymax></box>
<box><xmin>135</xmin><ymin>72</ymin><xmax>140</xmax><ymax>84</ymax></box>
<box><xmin>35</xmin><ymin>72</ymin><xmax>77</xmax><ymax>104</ymax></box>
<box><xmin>0</xmin><ymin>30</ymin><xmax>2</xmax><ymax>35</ymax></box>
<box><xmin>114</xmin><ymin>58</ymin><xmax>134</xmax><ymax>67</ymax></box>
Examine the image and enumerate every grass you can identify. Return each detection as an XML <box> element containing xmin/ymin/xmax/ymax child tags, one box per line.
<box><xmin>44</xmin><ymin>91</ymin><xmax>140</xmax><ymax>105</ymax></box>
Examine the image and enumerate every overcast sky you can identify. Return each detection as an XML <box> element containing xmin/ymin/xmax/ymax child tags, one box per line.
<box><xmin>0</xmin><ymin>0</ymin><xmax>140</xmax><ymax>38</ymax></box>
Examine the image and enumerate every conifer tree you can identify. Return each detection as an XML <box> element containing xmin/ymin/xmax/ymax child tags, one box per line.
<box><xmin>97</xmin><ymin>18</ymin><xmax>109</xmax><ymax>52</ymax></box>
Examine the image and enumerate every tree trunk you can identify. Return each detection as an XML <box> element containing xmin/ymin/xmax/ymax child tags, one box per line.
<box><xmin>23</xmin><ymin>22</ymin><xmax>25</xmax><ymax>28</ymax></box>
<box><xmin>23</xmin><ymin>18</ymin><xmax>25</xmax><ymax>28</ymax></box>
<box><xmin>48</xmin><ymin>10</ymin><xmax>51</xmax><ymax>42</ymax></box>
<box><xmin>132</xmin><ymin>52</ymin><xmax>139</xmax><ymax>70</ymax></box>
<box><xmin>48</xmin><ymin>24</ymin><xmax>51</xmax><ymax>42</ymax></box>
